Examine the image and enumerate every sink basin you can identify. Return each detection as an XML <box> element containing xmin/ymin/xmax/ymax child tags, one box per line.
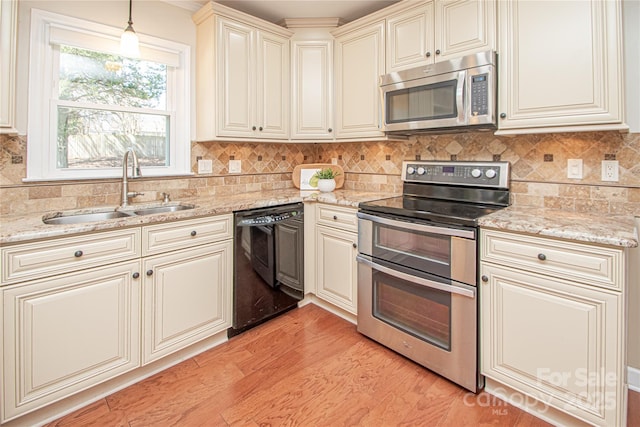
<box><xmin>133</xmin><ymin>204</ymin><xmax>195</xmax><ymax>216</ymax></box>
<box><xmin>43</xmin><ymin>211</ymin><xmax>133</xmax><ymax>225</ymax></box>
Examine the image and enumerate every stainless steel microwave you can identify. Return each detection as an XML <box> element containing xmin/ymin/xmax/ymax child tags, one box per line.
<box><xmin>380</xmin><ymin>51</ymin><xmax>497</xmax><ymax>134</ymax></box>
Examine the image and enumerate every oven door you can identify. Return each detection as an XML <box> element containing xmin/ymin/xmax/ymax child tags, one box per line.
<box><xmin>358</xmin><ymin>212</ymin><xmax>476</xmax><ymax>286</ymax></box>
<box><xmin>356</xmin><ymin>254</ymin><xmax>479</xmax><ymax>392</ymax></box>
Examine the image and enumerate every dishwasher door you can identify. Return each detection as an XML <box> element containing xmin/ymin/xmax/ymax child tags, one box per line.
<box><xmin>231</xmin><ymin>203</ymin><xmax>304</xmax><ymax>337</ymax></box>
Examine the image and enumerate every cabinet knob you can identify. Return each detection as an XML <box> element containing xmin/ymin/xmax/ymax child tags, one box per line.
<box><xmin>190</xmin><ymin>230</ymin><xmax>197</xmax><ymax>237</ymax></box>
<box><xmin>328</xmin><ymin>128</ymin><xmax>333</xmax><ymax>133</ymax></box>
<box><xmin>426</xmin><ymin>51</ymin><xmax>431</xmax><ymax>57</ymax></box>
<box><xmin>132</xmin><ymin>272</ymin><xmax>140</xmax><ymax>279</ymax></box>
<box><xmin>352</xmin><ymin>243</ymin><xmax>357</xmax><ymax>249</ymax></box>
<box><xmin>481</xmin><ymin>275</ymin><xmax>488</xmax><ymax>283</ymax></box>
<box><xmin>146</xmin><ymin>269</ymin><xmax>154</xmax><ymax>276</ymax></box>
<box><xmin>500</xmin><ymin>113</ymin><xmax>507</xmax><ymax>119</ymax></box>
<box><xmin>259</xmin><ymin>126</ymin><xmax>263</xmax><ymax>131</ymax></box>
<box><xmin>252</xmin><ymin>126</ymin><xmax>257</xmax><ymax>131</ymax></box>
<box><xmin>74</xmin><ymin>250</ymin><xmax>83</xmax><ymax>258</ymax></box>
<box><xmin>435</xmin><ymin>49</ymin><xmax>441</xmax><ymax>55</ymax></box>
<box><xmin>537</xmin><ymin>253</ymin><xmax>547</xmax><ymax>261</ymax></box>
<box><xmin>333</xmin><ymin>215</ymin><xmax>338</xmax><ymax>220</ymax></box>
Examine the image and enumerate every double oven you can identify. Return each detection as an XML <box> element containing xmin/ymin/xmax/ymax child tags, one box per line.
<box><xmin>357</xmin><ymin>161</ymin><xmax>510</xmax><ymax>392</ymax></box>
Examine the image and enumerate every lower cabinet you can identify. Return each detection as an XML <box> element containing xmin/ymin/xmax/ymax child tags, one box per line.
<box><xmin>315</xmin><ymin>224</ymin><xmax>358</xmax><ymax>315</ymax></box>
<box><xmin>2</xmin><ymin>261</ymin><xmax>141</xmax><ymax>422</ymax></box>
<box><xmin>480</xmin><ymin>229</ymin><xmax>627</xmax><ymax>426</ymax></box>
<box><xmin>142</xmin><ymin>241</ymin><xmax>232</xmax><ymax>364</ymax></box>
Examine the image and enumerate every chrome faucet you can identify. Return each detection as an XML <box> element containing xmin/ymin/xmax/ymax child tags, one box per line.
<box><xmin>121</xmin><ymin>148</ymin><xmax>143</xmax><ymax>207</ymax></box>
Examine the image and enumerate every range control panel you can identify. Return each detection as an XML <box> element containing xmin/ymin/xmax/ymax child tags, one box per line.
<box><xmin>237</xmin><ymin>210</ymin><xmax>303</xmax><ymax>226</ymax></box>
<box><xmin>402</xmin><ymin>161</ymin><xmax>510</xmax><ymax>188</ymax></box>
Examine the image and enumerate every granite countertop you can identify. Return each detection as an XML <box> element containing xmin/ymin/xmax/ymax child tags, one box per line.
<box><xmin>0</xmin><ymin>188</ymin><xmax>398</xmax><ymax>245</ymax></box>
<box><xmin>479</xmin><ymin>205</ymin><xmax>639</xmax><ymax>248</ymax></box>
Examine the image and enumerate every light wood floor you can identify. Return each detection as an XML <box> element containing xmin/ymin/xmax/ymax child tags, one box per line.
<box><xmin>48</xmin><ymin>304</ymin><xmax>639</xmax><ymax>426</ymax></box>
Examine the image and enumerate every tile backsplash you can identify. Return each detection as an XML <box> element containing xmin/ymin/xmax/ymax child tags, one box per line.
<box><xmin>1</xmin><ymin>131</ymin><xmax>638</xmax><ymax>216</ymax></box>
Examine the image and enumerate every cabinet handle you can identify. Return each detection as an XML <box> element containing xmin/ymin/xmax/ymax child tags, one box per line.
<box><xmin>328</xmin><ymin>128</ymin><xmax>333</xmax><ymax>133</ymax></box>
<box><xmin>146</xmin><ymin>269</ymin><xmax>154</xmax><ymax>276</ymax></box>
<box><xmin>252</xmin><ymin>126</ymin><xmax>257</xmax><ymax>131</ymax></box>
<box><xmin>352</xmin><ymin>243</ymin><xmax>357</xmax><ymax>249</ymax></box>
<box><xmin>259</xmin><ymin>126</ymin><xmax>263</xmax><ymax>131</ymax></box>
<box><xmin>132</xmin><ymin>272</ymin><xmax>140</xmax><ymax>279</ymax></box>
<box><xmin>500</xmin><ymin>113</ymin><xmax>506</xmax><ymax>119</ymax></box>
<box><xmin>481</xmin><ymin>275</ymin><xmax>488</xmax><ymax>283</ymax></box>
<box><xmin>435</xmin><ymin>49</ymin><xmax>441</xmax><ymax>55</ymax></box>
<box><xmin>333</xmin><ymin>215</ymin><xmax>338</xmax><ymax>220</ymax></box>
<box><xmin>74</xmin><ymin>250</ymin><xmax>83</xmax><ymax>258</ymax></box>
<box><xmin>426</xmin><ymin>51</ymin><xmax>431</xmax><ymax>57</ymax></box>
<box><xmin>537</xmin><ymin>253</ymin><xmax>547</xmax><ymax>261</ymax></box>
<box><xmin>190</xmin><ymin>230</ymin><xmax>197</xmax><ymax>237</ymax></box>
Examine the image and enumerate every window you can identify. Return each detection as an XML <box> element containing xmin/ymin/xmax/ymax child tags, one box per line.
<box><xmin>27</xmin><ymin>9</ymin><xmax>191</xmax><ymax>180</ymax></box>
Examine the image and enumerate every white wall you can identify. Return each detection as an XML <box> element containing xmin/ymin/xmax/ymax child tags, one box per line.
<box><xmin>15</xmin><ymin>0</ymin><xmax>197</xmax><ymax>136</ymax></box>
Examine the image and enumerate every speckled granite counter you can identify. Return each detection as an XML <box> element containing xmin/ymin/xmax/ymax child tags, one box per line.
<box><xmin>0</xmin><ymin>189</ymin><xmax>397</xmax><ymax>245</ymax></box>
<box><xmin>478</xmin><ymin>206</ymin><xmax>638</xmax><ymax>248</ymax></box>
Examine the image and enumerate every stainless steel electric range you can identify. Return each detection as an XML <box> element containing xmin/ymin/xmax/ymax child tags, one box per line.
<box><xmin>356</xmin><ymin>160</ymin><xmax>510</xmax><ymax>392</ymax></box>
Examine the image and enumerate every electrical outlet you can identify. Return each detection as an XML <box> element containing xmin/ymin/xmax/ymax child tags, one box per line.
<box><xmin>197</xmin><ymin>159</ymin><xmax>212</xmax><ymax>174</ymax></box>
<box><xmin>601</xmin><ymin>160</ymin><xmax>619</xmax><ymax>182</ymax></box>
<box><xmin>567</xmin><ymin>159</ymin><xmax>583</xmax><ymax>179</ymax></box>
<box><xmin>331</xmin><ymin>158</ymin><xmax>338</xmax><ymax>165</ymax></box>
<box><xmin>229</xmin><ymin>159</ymin><xmax>241</xmax><ymax>174</ymax></box>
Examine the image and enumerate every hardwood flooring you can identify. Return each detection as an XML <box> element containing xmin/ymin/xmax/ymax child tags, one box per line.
<box><xmin>48</xmin><ymin>304</ymin><xmax>639</xmax><ymax>426</ymax></box>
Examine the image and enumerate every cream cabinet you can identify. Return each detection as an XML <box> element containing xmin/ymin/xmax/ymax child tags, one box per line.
<box><xmin>332</xmin><ymin>21</ymin><xmax>385</xmax><ymax>139</ymax></box>
<box><xmin>314</xmin><ymin>204</ymin><xmax>359</xmax><ymax>315</ymax></box>
<box><xmin>0</xmin><ymin>0</ymin><xmax>17</xmax><ymax>133</ymax></box>
<box><xmin>193</xmin><ymin>3</ymin><xmax>292</xmax><ymax>141</ymax></box>
<box><xmin>480</xmin><ymin>229</ymin><xmax>627</xmax><ymax>427</ymax></box>
<box><xmin>386</xmin><ymin>0</ymin><xmax>495</xmax><ymax>73</ymax></box>
<box><xmin>1</xmin><ymin>260</ymin><xmax>141</xmax><ymax>423</ymax></box>
<box><xmin>291</xmin><ymin>40</ymin><xmax>334</xmax><ymax>139</ymax></box>
<box><xmin>496</xmin><ymin>0</ymin><xmax>626</xmax><ymax>134</ymax></box>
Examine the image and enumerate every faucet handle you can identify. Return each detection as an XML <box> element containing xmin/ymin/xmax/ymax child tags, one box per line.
<box><xmin>161</xmin><ymin>192</ymin><xmax>171</xmax><ymax>203</ymax></box>
<box><xmin>127</xmin><ymin>191</ymin><xmax>144</xmax><ymax>199</ymax></box>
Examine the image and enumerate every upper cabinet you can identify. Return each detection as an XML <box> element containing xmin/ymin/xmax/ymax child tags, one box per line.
<box><xmin>333</xmin><ymin>20</ymin><xmax>386</xmax><ymax>139</ymax></box>
<box><xmin>193</xmin><ymin>3</ymin><xmax>292</xmax><ymax>141</ymax></box>
<box><xmin>386</xmin><ymin>0</ymin><xmax>496</xmax><ymax>73</ymax></box>
<box><xmin>497</xmin><ymin>0</ymin><xmax>627</xmax><ymax>134</ymax></box>
<box><xmin>1</xmin><ymin>0</ymin><xmax>18</xmax><ymax>134</ymax></box>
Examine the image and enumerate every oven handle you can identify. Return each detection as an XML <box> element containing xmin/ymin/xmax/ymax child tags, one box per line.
<box><xmin>357</xmin><ymin>212</ymin><xmax>475</xmax><ymax>239</ymax></box>
<box><xmin>356</xmin><ymin>255</ymin><xmax>475</xmax><ymax>299</ymax></box>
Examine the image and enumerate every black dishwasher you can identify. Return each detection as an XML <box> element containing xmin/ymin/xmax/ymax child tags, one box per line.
<box><xmin>229</xmin><ymin>203</ymin><xmax>304</xmax><ymax>337</ymax></box>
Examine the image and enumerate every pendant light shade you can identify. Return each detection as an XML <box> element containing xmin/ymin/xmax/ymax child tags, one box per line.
<box><xmin>120</xmin><ymin>0</ymin><xmax>140</xmax><ymax>57</ymax></box>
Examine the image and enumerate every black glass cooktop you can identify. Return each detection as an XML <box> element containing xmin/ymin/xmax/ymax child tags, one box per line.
<box><xmin>359</xmin><ymin>195</ymin><xmax>507</xmax><ymax>228</ymax></box>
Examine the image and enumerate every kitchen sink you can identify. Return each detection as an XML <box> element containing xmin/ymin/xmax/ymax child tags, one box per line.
<box><xmin>43</xmin><ymin>211</ymin><xmax>134</xmax><ymax>225</ymax></box>
<box><xmin>133</xmin><ymin>204</ymin><xmax>195</xmax><ymax>215</ymax></box>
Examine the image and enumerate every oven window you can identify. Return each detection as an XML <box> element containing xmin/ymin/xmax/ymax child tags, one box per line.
<box><xmin>386</xmin><ymin>79</ymin><xmax>457</xmax><ymax>124</ymax></box>
<box><xmin>373</xmin><ymin>270</ymin><xmax>451</xmax><ymax>351</ymax></box>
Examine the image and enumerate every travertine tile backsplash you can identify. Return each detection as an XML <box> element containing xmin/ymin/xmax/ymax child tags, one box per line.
<box><xmin>1</xmin><ymin>131</ymin><xmax>638</xmax><ymax>216</ymax></box>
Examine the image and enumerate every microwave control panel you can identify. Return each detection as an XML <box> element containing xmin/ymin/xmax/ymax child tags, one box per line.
<box><xmin>470</xmin><ymin>74</ymin><xmax>489</xmax><ymax>116</ymax></box>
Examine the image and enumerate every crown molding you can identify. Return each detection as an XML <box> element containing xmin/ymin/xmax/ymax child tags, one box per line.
<box><xmin>280</xmin><ymin>17</ymin><xmax>344</xmax><ymax>28</ymax></box>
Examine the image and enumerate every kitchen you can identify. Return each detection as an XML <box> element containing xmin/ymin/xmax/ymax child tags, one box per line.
<box><xmin>1</xmin><ymin>0</ymin><xmax>639</xmax><ymax>426</ymax></box>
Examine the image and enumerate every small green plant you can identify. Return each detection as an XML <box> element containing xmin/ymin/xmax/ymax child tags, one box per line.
<box><xmin>313</xmin><ymin>168</ymin><xmax>340</xmax><ymax>179</ymax></box>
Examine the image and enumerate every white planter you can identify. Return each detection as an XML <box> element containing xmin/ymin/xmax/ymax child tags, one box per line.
<box><xmin>317</xmin><ymin>179</ymin><xmax>336</xmax><ymax>192</ymax></box>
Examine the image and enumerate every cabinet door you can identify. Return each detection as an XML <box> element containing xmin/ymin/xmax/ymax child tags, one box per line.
<box><xmin>291</xmin><ymin>40</ymin><xmax>334</xmax><ymax>139</ymax></box>
<box><xmin>216</xmin><ymin>16</ymin><xmax>255</xmax><ymax>138</ymax></box>
<box><xmin>435</xmin><ymin>0</ymin><xmax>495</xmax><ymax>61</ymax></box>
<box><xmin>142</xmin><ymin>241</ymin><xmax>232</xmax><ymax>364</ymax></box>
<box><xmin>315</xmin><ymin>225</ymin><xmax>358</xmax><ymax>314</ymax></box>
<box><xmin>386</xmin><ymin>3</ymin><xmax>434</xmax><ymax>72</ymax></box>
<box><xmin>2</xmin><ymin>261</ymin><xmax>141</xmax><ymax>422</ymax></box>
<box><xmin>334</xmin><ymin>21</ymin><xmax>385</xmax><ymax>139</ymax></box>
<box><xmin>256</xmin><ymin>30</ymin><xmax>290</xmax><ymax>139</ymax></box>
<box><xmin>480</xmin><ymin>263</ymin><xmax>624</xmax><ymax>426</ymax></box>
<box><xmin>497</xmin><ymin>0</ymin><xmax>623</xmax><ymax>131</ymax></box>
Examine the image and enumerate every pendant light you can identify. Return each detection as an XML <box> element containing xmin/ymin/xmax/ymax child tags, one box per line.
<box><xmin>120</xmin><ymin>0</ymin><xmax>140</xmax><ymax>57</ymax></box>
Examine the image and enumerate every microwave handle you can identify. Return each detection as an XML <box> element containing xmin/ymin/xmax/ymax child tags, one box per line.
<box><xmin>456</xmin><ymin>70</ymin><xmax>467</xmax><ymax>124</ymax></box>
<box><xmin>357</xmin><ymin>212</ymin><xmax>475</xmax><ymax>239</ymax></box>
<box><xmin>356</xmin><ymin>255</ymin><xmax>475</xmax><ymax>299</ymax></box>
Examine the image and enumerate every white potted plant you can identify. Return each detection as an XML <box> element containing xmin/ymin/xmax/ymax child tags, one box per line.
<box><xmin>313</xmin><ymin>168</ymin><xmax>340</xmax><ymax>192</ymax></box>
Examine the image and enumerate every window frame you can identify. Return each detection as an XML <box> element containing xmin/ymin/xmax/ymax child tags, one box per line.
<box><xmin>26</xmin><ymin>9</ymin><xmax>191</xmax><ymax>181</ymax></box>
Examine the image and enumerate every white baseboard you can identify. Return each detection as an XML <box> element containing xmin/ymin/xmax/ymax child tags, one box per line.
<box><xmin>629</xmin><ymin>366</ymin><xmax>640</xmax><ymax>392</ymax></box>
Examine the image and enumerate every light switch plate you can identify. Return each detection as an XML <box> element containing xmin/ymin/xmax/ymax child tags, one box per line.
<box><xmin>197</xmin><ymin>159</ymin><xmax>213</xmax><ymax>174</ymax></box>
<box><xmin>567</xmin><ymin>159</ymin><xmax>583</xmax><ymax>179</ymax></box>
<box><xmin>229</xmin><ymin>159</ymin><xmax>241</xmax><ymax>174</ymax></box>
<box><xmin>601</xmin><ymin>160</ymin><xmax>619</xmax><ymax>182</ymax></box>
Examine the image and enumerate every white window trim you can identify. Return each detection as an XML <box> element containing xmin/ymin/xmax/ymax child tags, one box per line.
<box><xmin>26</xmin><ymin>8</ymin><xmax>191</xmax><ymax>181</ymax></box>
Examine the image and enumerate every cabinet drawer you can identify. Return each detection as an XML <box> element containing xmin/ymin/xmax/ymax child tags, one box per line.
<box><xmin>316</xmin><ymin>204</ymin><xmax>358</xmax><ymax>232</ymax></box>
<box><xmin>142</xmin><ymin>215</ymin><xmax>232</xmax><ymax>256</ymax></box>
<box><xmin>1</xmin><ymin>229</ymin><xmax>141</xmax><ymax>285</ymax></box>
<box><xmin>481</xmin><ymin>229</ymin><xmax>623</xmax><ymax>290</ymax></box>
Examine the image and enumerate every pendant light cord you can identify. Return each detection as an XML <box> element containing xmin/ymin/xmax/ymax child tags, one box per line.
<box><xmin>128</xmin><ymin>0</ymin><xmax>133</xmax><ymax>26</ymax></box>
